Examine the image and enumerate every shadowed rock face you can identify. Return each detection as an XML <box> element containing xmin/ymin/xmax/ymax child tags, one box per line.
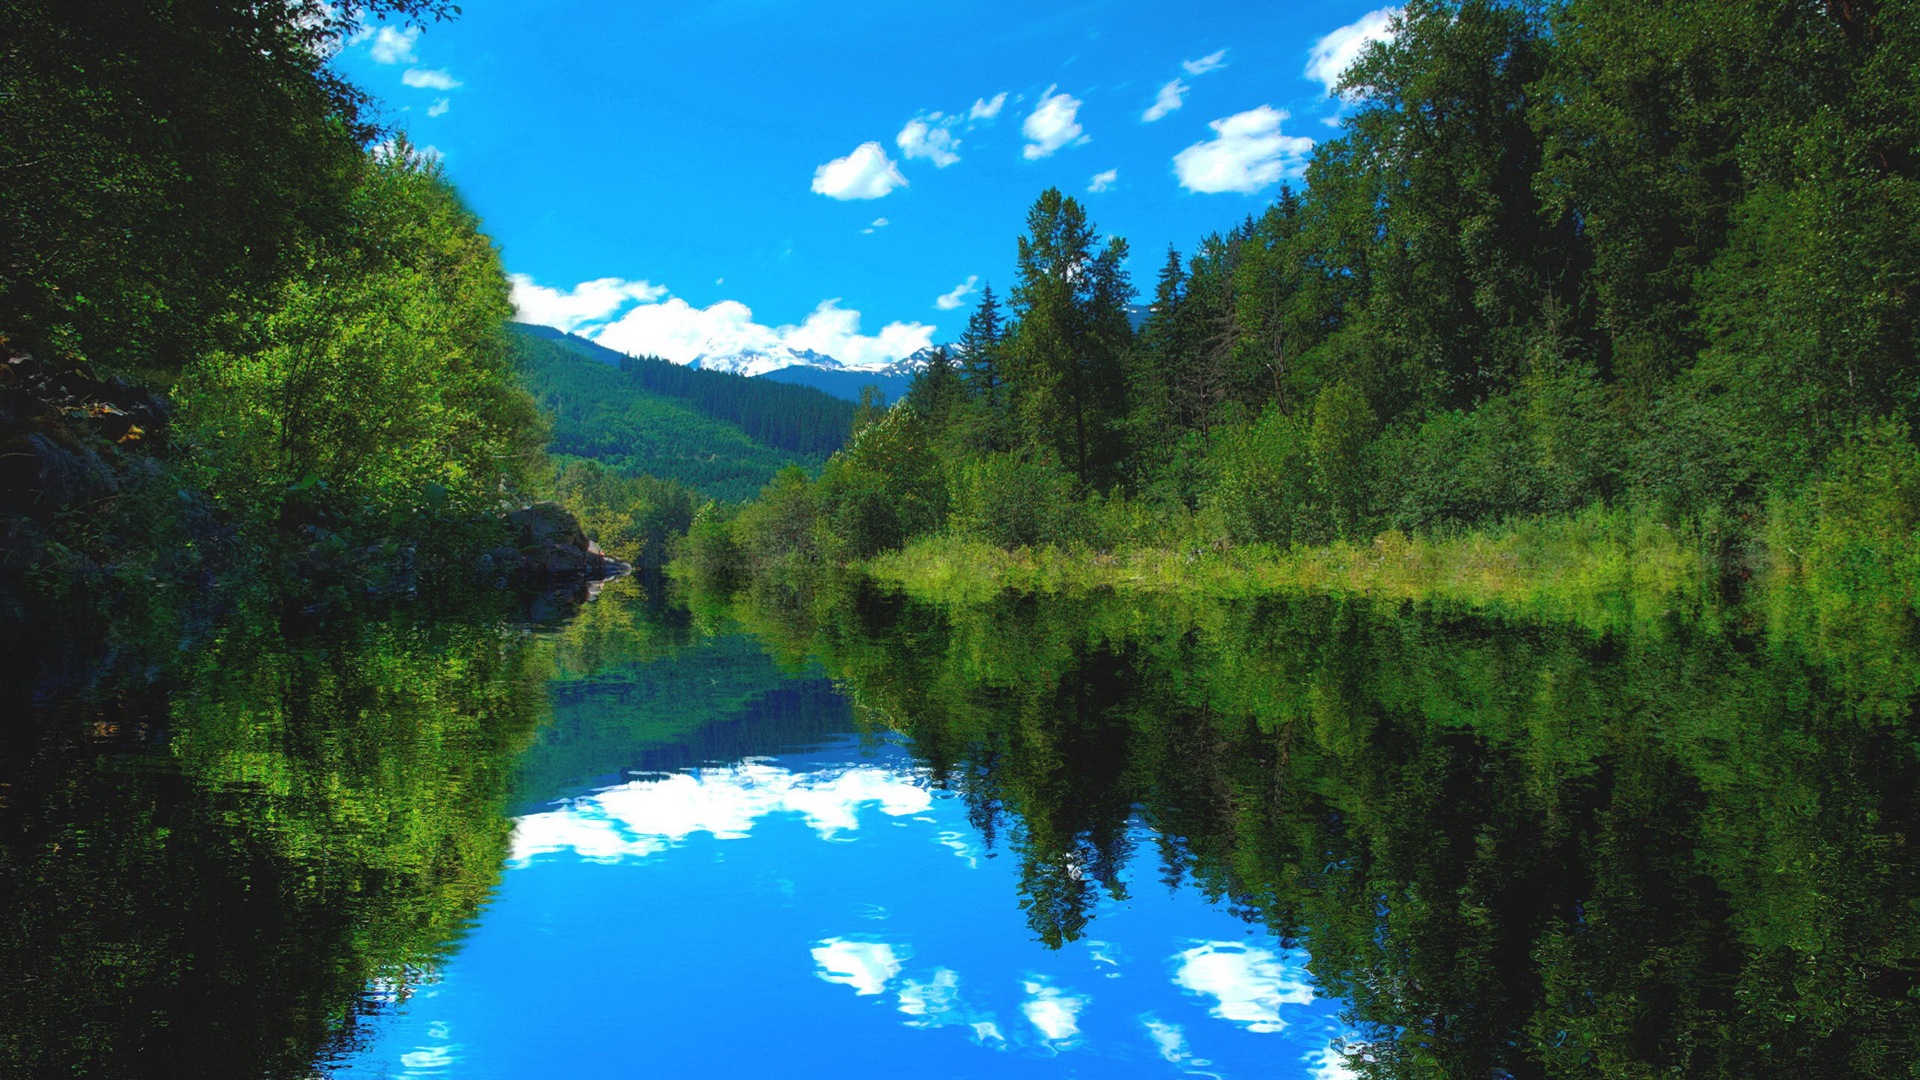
<box><xmin>496</xmin><ymin>501</ymin><xmax>626</xmax><ymax>581</ymax></box>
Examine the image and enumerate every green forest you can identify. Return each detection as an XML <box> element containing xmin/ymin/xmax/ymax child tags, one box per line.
<box><xmin>683</xmin><ymin>0</ymin><xmax>1920</xmax><ymax>610</ymax></box>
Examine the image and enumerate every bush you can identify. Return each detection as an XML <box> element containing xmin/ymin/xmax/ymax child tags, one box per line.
<box><xmin>1205</xmin><ymin>407</ymin><xmax>1323</xmax><ymax>547</ymax></box>
<box><xmin>947</xmin><ymin>451</ymin><xmax>1084</xmax><ymax>549</ymax></box>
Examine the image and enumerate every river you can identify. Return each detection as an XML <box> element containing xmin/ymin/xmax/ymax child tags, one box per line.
<box><xmin>3</xmin><ymin>577</ymin><xmax>1915</xmax><ymax>1077</ymax></box>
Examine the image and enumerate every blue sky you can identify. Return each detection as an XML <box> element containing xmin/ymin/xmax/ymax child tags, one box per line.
<box><xmin>330</xmin><ymin>1</ymin><xmax>1397</xmax><ymax>367</ymax></box>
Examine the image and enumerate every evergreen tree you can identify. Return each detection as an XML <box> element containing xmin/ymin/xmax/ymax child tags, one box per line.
<box><xmin>957</xmin><ymin>284</ymin><xmax>1007</xmax><ymax>406</ymax></box>
<box><xmin>1006</xmin><ymin>189</ymin><xmax>1133</xmax><ymax>487</ymax></box>
<box><xmin>905</xmin><ymin>347</ymin><xmax>964</xmax><ymax>429</ymax></box>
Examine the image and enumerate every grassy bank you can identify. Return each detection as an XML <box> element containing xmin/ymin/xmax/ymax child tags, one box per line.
<box><xmin>862</xmin><ymin>504</ymin><xmax>1715</xmax><ymax>623</ymax></box>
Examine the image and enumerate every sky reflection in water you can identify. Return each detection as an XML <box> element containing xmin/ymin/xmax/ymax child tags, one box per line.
<box><xmin>329</xmin><ymin>740</ymin><xmax>1351</xmax><ymax>1079</ymax></box>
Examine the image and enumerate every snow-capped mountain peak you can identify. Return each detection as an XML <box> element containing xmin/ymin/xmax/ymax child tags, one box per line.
<box><xmin>688</xmin><ymin>342</ymin><xmax>952</xmax><ymax>379</ymax></box>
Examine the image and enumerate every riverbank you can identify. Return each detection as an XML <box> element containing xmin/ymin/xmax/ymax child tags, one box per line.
<box><xmin>863</xmin><ymin>504</ymin><xmax>1710</xmax><ymax>612</ymax></box>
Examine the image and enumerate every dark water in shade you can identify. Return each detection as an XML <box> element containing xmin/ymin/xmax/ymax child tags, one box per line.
<box><xmin>5</xmin><ymin>579</ymin><xmax>1920</xmax><ymax>1078</ymax></box>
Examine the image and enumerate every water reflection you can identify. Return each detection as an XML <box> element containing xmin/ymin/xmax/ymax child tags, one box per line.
<box><xmin>6</xmin><ymin>571</ymin><xmax>1919</xmax><ymax>1078</ymax></box>
<box><xmin>337</xmin><ymin>739</ymin><xmax>1352</xmax><ymax>1078</ymax></box>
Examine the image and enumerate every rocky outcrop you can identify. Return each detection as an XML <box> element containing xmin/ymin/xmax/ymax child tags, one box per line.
<box><xmin>485</xmin><ymin>501</ymin><xmax>626</xmax><ymax>582</ymax></box>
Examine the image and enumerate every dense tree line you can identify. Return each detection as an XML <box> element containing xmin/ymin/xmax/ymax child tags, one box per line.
<box><xmin>1</xmin><ymin>0</ymin><xmax>548</xmax><ymax>577</ymax></box>
<box><xmin>690</xmin><ymin>0</ymin><xmax>1920</xmax><ymax>584</ymax></box>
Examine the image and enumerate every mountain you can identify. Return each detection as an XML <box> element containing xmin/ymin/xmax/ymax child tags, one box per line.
<box><xmin>510</xmin><ymin>324</ymin><xmax>857</xmax><ymax>501</ymax></box>
<box><xmin>515</xmin><ymin>320</ymin><xmax>952</xmax><ymax>406</ymax></box>
<box><xmin>756</xmin><ymin>345</ymin><xmax>945</xmax><ymax>405</ymax></box>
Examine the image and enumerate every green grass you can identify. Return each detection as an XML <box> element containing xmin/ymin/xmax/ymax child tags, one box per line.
<box><xmin>864</xmin><ymin>504</ymin><xmax>1713</xmax><ymax>628</ymax></box>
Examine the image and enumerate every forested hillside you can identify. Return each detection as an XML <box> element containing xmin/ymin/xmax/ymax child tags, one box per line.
<box><xmin>513</xmin><ymin>328</ymin><xmax>841</xmax><ymax>502</ymax></box>
<box><xmin>685</xmin><ymin>0</ymin><xmax>1920</xmax><ymax>605</ymax></box>
<box><xmin>516</xmin><ymin>324</ymin><xmax>855</xmax><ymax>456</ymax></box>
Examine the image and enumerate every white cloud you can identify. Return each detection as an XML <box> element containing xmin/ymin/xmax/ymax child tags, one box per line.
<box><xmin>1170</xmin><ymin>942</ymin><xmax>1315</xmax><ymax>1033</ymax></box>
<box><xmin>781</xmin><ymin>299</ymin><xmax>935</xmax><ymax>367</ymax></box>
<box><xmin>1183</xmin><ymin>48</ymin><xmax>1229</xmax><ymax>76</ymax></box>
<box><xmin>969</xmin><ymin>92</ymin><xmax>1009</xmax><ymax>120</ymax></box>
<box><xmin>591</xmin><ymin>294</ymin><xmax>935</xmax><ymax>371</ymax></box>
<box><xmin>427</xmin><ymin>97</ymin><xmax>450</xmax><ymax>117</ymax></box>
<box><xmin>509</xmin><ymin>761</ymin><xmax>934</xmax><ymax>864</ymax></box>
<box><xmin>935</xmin><ymin>276</ymin><xmax>978</xmax><ymax>311</ymax></box>
<box><xmin>898</xmin><ymin>118</ymin><xmax>961</xmax><ymax>167</ymax></box>
<box><xmin>862</xmin><ymin>216</ymin><xmax>890</xmax><ymax>235</ymax></box>
<box><xmin>1143</xmin><ymin>78</ymin><xmax>1187</xmax><ymax>123</ymax></box>
<box><xmin>812</xmin><ymin>141</ymin><xmax>907</xmax><ymax>200</ymax></box>
<box><xmin>813</xmin><ymin>938</ymin><xmax>905</xmax><ymax>996</ymax></box>
<box><xmin>1020</xmin><ymin>980</ymin><xmax>1086</xmax><ymax>1044</ymax></box>
<box><xmin>1306</xmin><ymin>8</ymin><xmax>1399</xmax><ymax>96</ymax></box>
<box><xmin>1022</xmin><ymin>86</ymin><xmax>1087</xmax><ymax>160</ymax></box>
<box><xmin>508</xmin><ymin>274</ymin><xmax>667</xmax><ymax>335</ymax></box>
<box><xmin>401</xmin><ymin>67</ymin><xmax>461</xmax><ymax>91</ymax></box>
<box><xmin>1087</xmin><ymin>168</ymin><xmax>1118</xmax><ymax>193</ymax></box>
<box><xmin>369</xmin><ymin>25</ymin><xmax>419</xmax><ymax>64</ymax></box>
<box><xmin>1173</xmin><ymin>106</ymin><xmax>1315</xmax><ymax>194</ymax></box>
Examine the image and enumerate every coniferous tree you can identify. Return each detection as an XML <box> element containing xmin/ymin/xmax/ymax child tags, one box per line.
<box><xmin>958</xmin><ymin>285</ymin><xmax>1007</xmax><ymax>406</ymax></box>
<box><xmin>1006</xmin><ymin>189</ymin><xmax>1133</xmax><ymax>487</ymax></box>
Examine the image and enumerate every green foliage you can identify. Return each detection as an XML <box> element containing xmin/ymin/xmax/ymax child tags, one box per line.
<box><xmin>1206</xmin><ymin>407</ymin><xmax>1322</xmax><ymax>547</ymax></box>
<box><xmin>0</xmin><ymin>0</ymin><xmax>454</xmax><ymax>375</ymax></box>
<box><xmin>1008</xmin><ymin>188</ymin><xmax>1133</xmax><ymax>487</ymax></box>
<box><xmin>682</xmin><ymin>0</ymin><xmax>1920</xmax><ymax>616</ymax></box>
<box><xmin>947</xmin><ymin>451</ymin><xmax>1085</xmax><ymax>550</ymax></box>
<box><xmin>1309</xmin><ymin>381</ymin><xmax>1378</xmax><ymax>536</ymax></box>
<box><xmin>812</xmin><ymin>406</ymin><xmax>948</xmax><ymax>560</ymax></box>
<box><xmin>174</xmin><ymin>147</ymin><xmax>543</xmax><ymax>528</ymax></box>
<box><xmin>545</xmin><ymin>457</ymin><xmax>696</xmax><ymax>570</ymax></box>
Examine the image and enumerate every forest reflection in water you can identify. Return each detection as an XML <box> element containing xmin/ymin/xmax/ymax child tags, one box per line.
<box><xmin>2</xmin><ymin>575</ymin><xmax>1918</xmax><ymax>1078</ymax></box>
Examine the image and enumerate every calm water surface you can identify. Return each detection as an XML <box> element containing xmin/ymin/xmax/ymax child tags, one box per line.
<box><xmin>4</xmin><ymin>580</ymin><xmax>1918</xmax><ymax>1078</ymax></box>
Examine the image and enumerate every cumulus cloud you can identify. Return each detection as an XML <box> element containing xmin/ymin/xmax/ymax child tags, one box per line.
<box><xmin>508</xmin><ymin>274</ymin><xmax>667</xmax><ymax>334</ymax></box>
<box><xmin>427</xmin><ymin>97</ymin><xmax>450</xmax><ymax>117</ymax></box>
<box><xmin>1087</xmin><ymin>168</ymin><xmax>1118</xmax><ymax>193</ymax></box>
<box><xmin>509</xmin><ymin>275</ymin><xmax>937</xmax><ymax>370</ymax></box>
<box><xmin>1020</xmin><ymin>980</ymin><xmax>1086</xmax><ymax>1045</ymax></box>
<box><xmin>1143</xmin><ymin>78</ymin><xmax>1187</xmax><ymax>123</ymax></box>
<box><xmin>402</xmin><ymin>67</ymin><xmax>461</xmax><ymax>90</ymax></box>
<box><xmin>510</xmin><ymin>761</ymin><xmax>935</xmax><ymax>864</ymax></box>
<box><xmin>1170</xmin><ymin>942</ymin><xmax>1315</xmax><ymax>1033</ymax></box>
<box><xmin>969</xmin><ymin>92</ymin><xmax>1009</xmax><ymax>120</ymax></box>
<box><xmin>369</xmin><ymin>24</ymin><xmax>419</xmax><ymax>64</ymax></box>
<box><xmin>812</xmin><ymin>141</ymin><xmax>907</xmax><ymax>200</ymax></box>
<box><xmin>1022</xmin><ymin>86</ymin><xmax>1087</xmax><ymax>160</ymax></box>
<box><xmin>780</xmin><ymin>299</ymin><xmax>935</xmax><ymax>367</ymax></box>
<box><xmin>1306</xmin><ymin>8</ymin><xmax>1399</xmax><ymax>96</ymax></box>
<box><xmin>861</xmin><ymin>216</ymin><xmax>890</xmax><ymax>235</ymax></box>
<box><xmin>813</xmin><ymin>938</ymin><xmax>905</xmax><ymax>997</ymax></box>
<box><xmin>935</xmin><ymin>276</ymin><xmax>978</xmax><ymax>311</ymax></box>
<box><xmin>1173</xmin><ymin>106</ymin><xmax>1315</xmax><ymax>194</ymax></box>
<box><xmin>594</xmin><ymin>294</ymin><xmax>934</xmax><ymax>371</ymax></box>
<box><xmin>1182</xmin><ymin>48</ymin><xmax>1229</xmax><ymax>76</ymax></box>
<box><xmin>898</xmin><ymin>117</ymin><xmax>961</xmax><ymax>167</ymax></box>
